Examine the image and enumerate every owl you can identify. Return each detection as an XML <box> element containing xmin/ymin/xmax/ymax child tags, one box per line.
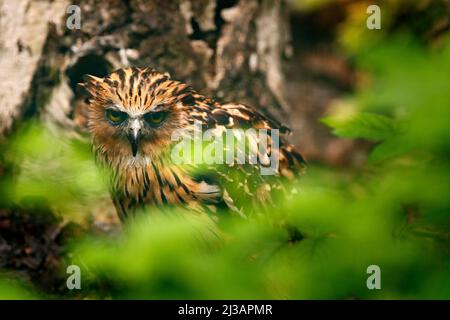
<box><xmin>81</xmin><ymin>67</ymin><xmax>305</xmax><ymax>221</ymax></box>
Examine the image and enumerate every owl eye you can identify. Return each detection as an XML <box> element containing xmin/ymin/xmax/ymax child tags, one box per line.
<box><xmin>144</xmin><ymin>111</ymin><xmax>167</xmax><ymax>126</ymax></box>
<box><xmin>105</xmin><ymin>109</ymin><xmax>127</xmax><ymax>124</ymax></box>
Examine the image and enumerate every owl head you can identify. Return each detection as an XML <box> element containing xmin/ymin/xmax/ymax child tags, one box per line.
<box><xmin>80</xmin><ymin>67</ymin><xmax>196</xmax><ymax>166</ymax></box>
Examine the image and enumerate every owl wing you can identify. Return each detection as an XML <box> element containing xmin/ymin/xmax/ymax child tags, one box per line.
<box><xmin>182</xmin><ymin>97</ymin><xmax>306</xmax><ymax>216</ymax></box>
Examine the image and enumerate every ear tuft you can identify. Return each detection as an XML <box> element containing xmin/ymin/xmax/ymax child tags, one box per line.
<box><xmin>77</xmin><ymin>74</ymin><xmax>103</xmax><ymax>98</ymax></box>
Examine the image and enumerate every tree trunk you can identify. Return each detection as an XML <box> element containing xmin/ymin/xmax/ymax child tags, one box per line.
<box><xmin>0</xmin><ymin>0</ymin><xmax>293</xmax><ymax>138</ymax></box>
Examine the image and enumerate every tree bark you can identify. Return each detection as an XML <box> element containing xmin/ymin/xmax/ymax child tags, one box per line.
<box><xmin>0</xmin><ymin>0</ymin><xmax>293</xmax><ymax>138</ymax></box>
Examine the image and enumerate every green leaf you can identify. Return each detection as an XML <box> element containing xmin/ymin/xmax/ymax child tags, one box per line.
<box><xmin>368</xmin><ymin>136</ymin><xmax>414</xmax><ymax>164</ymax></box>
<box><xmin>322</xmin><ymin>113</ymin><xmax>397</xmax><ymax>141</ymax></box>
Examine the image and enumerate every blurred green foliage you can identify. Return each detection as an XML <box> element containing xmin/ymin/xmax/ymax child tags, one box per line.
<box><xmin>0</xmin><ymin>0</ymin><xmax>449</xmax><ymax>300</ymax></box>
<box><xmin>0</xmin><ymin>279</ymin><xmax>36</xmax><ymax>300</ymax></box>
<box><xmin>0</xmin><ymin>122</ymin><xmax>109</xmax><ymax>217</ymax></box>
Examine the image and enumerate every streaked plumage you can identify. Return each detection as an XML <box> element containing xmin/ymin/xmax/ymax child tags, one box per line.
<box><xmin>81</xmin><ymin>67</ymin><xmax>305</xmax><ymax>221</ymax></box>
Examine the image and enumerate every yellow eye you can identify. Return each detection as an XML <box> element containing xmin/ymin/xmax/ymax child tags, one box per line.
<box><xmin>106</xmin><ymin>109</ymin><xmax>127</xmax><ymax>124</ymax></box>
<box><xmin>144</xmin><ymin>111</ymin><xmax>167</xmax><ymax>126</ymax></box>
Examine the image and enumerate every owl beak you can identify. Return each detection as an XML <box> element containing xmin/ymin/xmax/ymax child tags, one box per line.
<box><xmin>128</xmin><ymin>123</ymin><xmax>142</xmax><ymax>157</ymax></box>
<box><xmin>129</xmin><ymin>135</ymin><xmax>139</xmax><ymax>157</ymax></box>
